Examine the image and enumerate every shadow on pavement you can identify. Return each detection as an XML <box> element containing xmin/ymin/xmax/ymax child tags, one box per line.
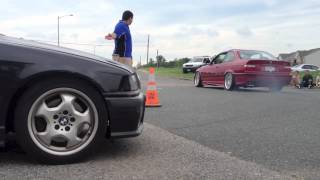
<box><xmin>0</xmin><ymin>138</ymin><xmax>141</xmax><ymax>165</ymax></box>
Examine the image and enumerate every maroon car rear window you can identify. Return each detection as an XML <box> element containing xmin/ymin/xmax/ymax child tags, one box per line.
<box><xmin>239</xmin><ymin>50</ymin><xmax>277</xmax><ymax>60</ymax></box>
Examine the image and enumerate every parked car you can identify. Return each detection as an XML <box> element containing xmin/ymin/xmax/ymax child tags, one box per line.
<box><xmin>0</xmin><ymin>35</ymin><xmax>145</xmax><ymax>164</ymax></box>
<box><xmin>290</xmin><ymin>64</ymin><xmax>319</xmax><ymax>72</ymax></box>
<box><xmin>194</xmin><ymin>49</ymin><xmax>291</xmax><ymax>91</ymax></box>
<box><xmin>182</xmin><ymin>56</ymin><xmax>211</xmax><ymax>73</ymax></box>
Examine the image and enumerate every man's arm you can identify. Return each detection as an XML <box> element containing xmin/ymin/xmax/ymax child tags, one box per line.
<box><xmin>105</xmin><ymin>33</ymin><xmax>117</xmax><ymax>40</ymax></box>
<box><xmin>105</xmin><ymin>24</ymin><xmax>126</xmax><ymax>40</ymax></box>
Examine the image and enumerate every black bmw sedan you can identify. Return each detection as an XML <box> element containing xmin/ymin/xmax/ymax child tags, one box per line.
<box><xmin>0</xmin><ymin>35</ymin><xmax>145</xmax><ymax>164</ymax></box>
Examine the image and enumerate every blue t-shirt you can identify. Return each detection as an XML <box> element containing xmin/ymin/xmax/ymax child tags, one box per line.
<box><xmin>113</xmin><ymin>20</ymin><xmax>132</xmax><ymax>58</ymax></box>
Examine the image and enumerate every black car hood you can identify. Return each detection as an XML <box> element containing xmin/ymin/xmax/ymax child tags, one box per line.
<box><xmin>0</xmin><ymin>35</ymin><xmax>134</xmax><ymax>73</ymax></box>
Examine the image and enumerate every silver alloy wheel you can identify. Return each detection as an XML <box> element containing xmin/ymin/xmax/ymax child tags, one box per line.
<box><xmin>194</xmin><ymin>72</ymin><xmax>200</xmax><ymax>86</ymax></box>
<box><xmin>27</xmin><ymin>88</ymin><xmax>99</xmax><ymax>156</ymax></box>
<box><xmin>225</xmin><ymin>73</ymin><xmax>233</xmax><ymax>90</ymax></box>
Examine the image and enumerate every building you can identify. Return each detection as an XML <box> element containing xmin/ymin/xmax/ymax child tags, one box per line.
<box><xmin>278</xmin><ymin>48</ymin><xmax>320</xmax><ymax>66</ymax></box>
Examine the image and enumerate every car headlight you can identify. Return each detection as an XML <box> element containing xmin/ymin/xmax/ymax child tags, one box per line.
<box><xmin>119</xmin><ymin>74</ymin><xmax>140</xmax><ymax>91</ymax></box>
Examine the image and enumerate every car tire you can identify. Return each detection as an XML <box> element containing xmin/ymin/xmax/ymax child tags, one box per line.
<box><xmin>14</xmin><ymin>78</ymin><xmax>108</xmax><ymax>164</ymax></box>
<box><xmin>224</xmin><ymin>73</ymin><xmax>236</xmax><ymax>91</ymax></box>
<box><xmin>194</xmin><ymin>72</ymin><xmax>203</xmax><ymax>87</ymax></box>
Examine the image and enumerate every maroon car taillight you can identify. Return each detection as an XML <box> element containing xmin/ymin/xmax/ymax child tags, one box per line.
<box><xmin>244</xmin><ymin>64</ymin><xmax>257</xmax><ymax>71</ymax></box>
<box><xmin>244</xmin><ymin>64</ymin><xmax>256</xmax><ymax>68</ymax></box>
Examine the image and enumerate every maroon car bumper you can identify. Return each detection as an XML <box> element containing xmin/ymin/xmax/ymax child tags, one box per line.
<box><xmin>234</xmin><ymin>73</ymin><xmax>291</xmax><ymax>87</ymax></box>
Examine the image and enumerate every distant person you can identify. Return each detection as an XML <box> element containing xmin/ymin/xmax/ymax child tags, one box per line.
<box><xmin>291</xmin><ymin>71</ymin><xmax>301</xmax><ymax>88</ymax></box>
<box><xmin>316</xmin><ymin>75</ymin><xmax>320</xmax><ymax>87</ymax></box>
<box><xmin>300</xmin><ymin>70</ymin><xmax>313</xmax><ymax>88</ymax></box>
<box><xmin>105</xmin><ymin>10</ymin><xmax>133</xmax><ymax>67</ymax></box>
<box><xmin>292</xmin><ymin>59</ymin><xmax>298</xmax><ymax>66</ymax></box>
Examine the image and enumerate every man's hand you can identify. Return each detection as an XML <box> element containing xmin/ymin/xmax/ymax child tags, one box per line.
<box><xmin>105</xmin><ymin>33</ymin><xmax>115</xmax><ymax>40</ymax></box>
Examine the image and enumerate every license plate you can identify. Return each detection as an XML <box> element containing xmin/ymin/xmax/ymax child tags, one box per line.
<box><xmin>187</xmin><ymin>69</ymin><xmax>191</xmax><ymax>72</ymax></box>
<box><xmin>264</xmin><ymin>66</ymin><xmax>275</xmax><ymax>72</ymax></box>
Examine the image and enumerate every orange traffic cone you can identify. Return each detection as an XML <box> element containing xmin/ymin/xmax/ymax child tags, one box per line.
<box><xmin>145</xmin><ymin>67</ymin><xmax>162</xmax><ymax>107</ymax></box>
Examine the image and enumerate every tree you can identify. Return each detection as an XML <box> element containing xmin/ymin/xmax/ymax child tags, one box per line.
<box><xmin>177</xmin><ymin>57</ymin><xmax>191</xmax><ymax>67</ymax></box>
<box><xmin>140</xmin><ymin>56</ymin><xmax>192</xmax><ymax>68</ymax></box>
<box><xmin>149</xmin><ymin>58</ymin><xmax>155</xmax><ymax>66</ymax></box>
<box><xmin>156</xmin><ymin>55</ymin><xmax>166</xmax><ymax>67</ymax></box>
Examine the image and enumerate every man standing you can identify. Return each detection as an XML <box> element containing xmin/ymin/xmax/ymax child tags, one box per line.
<box><xmin>105</xmin><ymin>10</ymin><xmax>133</xmax><ymax>67</ymax></box>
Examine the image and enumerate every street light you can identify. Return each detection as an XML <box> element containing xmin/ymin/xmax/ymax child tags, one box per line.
<box><xmin>57</xmin><ymin>14</ymin><xmax>73</xmax><ymax>46</ymax></box>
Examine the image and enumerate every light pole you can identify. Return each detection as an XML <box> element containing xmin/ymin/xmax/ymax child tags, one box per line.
<box><xmin>57</xmin><ymin>14</ymin><xmax>73</xmax><ymax>46</ymax></box>
<box><xmin>146</xmin><ymin>34</ymin><xmax>150</xmax><ymax>64</ymax></box>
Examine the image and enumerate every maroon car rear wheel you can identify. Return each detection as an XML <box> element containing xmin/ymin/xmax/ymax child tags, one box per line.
<box><xmin>224</xmin><ymin>73</ymin><xmax>236</xmax><ymax>91</ymax></box>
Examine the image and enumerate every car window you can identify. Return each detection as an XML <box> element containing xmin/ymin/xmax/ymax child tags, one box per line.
<box><xmin>239</xmin><ymin>50</ymin><xmax>276</xmax><ymax>60</ymax></box>
<box><xmin>190</xmin><ymin>58</ymin><xmax>203</xmax><ymax>63</ymax></box>
<box><xmin>202</xmin><ymin>58</ymin><xmax>211</xmax><ymax>64</ymax></box>
<box><xmin>302</xmin><ymin>65</ymin><xmax>311</xmax><ymax>69</ymax></box>
<box><xmin>224</xmin><ymin>52</ymin><xmax>235</xmax><ymax>62</ymax></box>
<box><xmin>215</xmin><ymin>53</ymin><xmax>227</xmax><ymax>64</ymax></box>
<box><xmin>312</xmin><ymin>65</ymin><xmax>319</xmax><ymax>70</ymax></box>
<box><xmin>203</xmin><ymin>58</ymin><xmax>210</xmax><ymax>63</ymax></box>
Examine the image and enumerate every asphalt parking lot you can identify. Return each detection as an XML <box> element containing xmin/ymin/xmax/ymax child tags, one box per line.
<box><xmin>0</xmin><ymin>123</ymin><xmax>290</xmax><ymax>180</ymax></box>
<box><xmin>140</xmin><ymin>71</ymin><xmax>320</xmax><ymax>180</ymax></box>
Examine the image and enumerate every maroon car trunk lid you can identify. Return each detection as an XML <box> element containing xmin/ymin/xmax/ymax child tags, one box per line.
<box><xmin>245</xmin><ymin>60</ymin><xmax>290</xmax><ymax>73</ymax></box>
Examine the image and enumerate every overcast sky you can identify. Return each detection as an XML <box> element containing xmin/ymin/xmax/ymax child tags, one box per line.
<box><xmin>1</xmin><ymin>0</ymin><xmax>320</xmax><ymax>64</ymax></box>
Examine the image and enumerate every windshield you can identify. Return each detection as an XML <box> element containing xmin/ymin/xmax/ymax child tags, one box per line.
<box><xmin>190</xmin><ymin>58</ymin><xmax>203</xmax><ymax>63</ymax></box>
<box><xmin>239</xmin><ymin>50</ymin><xmax>277</xmax><ymax>60</ymax></box>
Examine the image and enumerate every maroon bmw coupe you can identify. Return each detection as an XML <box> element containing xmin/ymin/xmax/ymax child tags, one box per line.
<box><xmin>194</xmin><ymin>49</ymin><xmax>291</xmax><ymax>91</ymax></box>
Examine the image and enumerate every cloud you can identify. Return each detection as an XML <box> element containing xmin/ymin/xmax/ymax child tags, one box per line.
<box><xmin>286</xmin><ymin>43</ymin><xmax>294</xmax><ymax>48</ymax></box>
<box><xmin>172</xmin><ymin>26</ymin><xmax>219</xmax><ymax>39</ymax></box>
<box><xmin>25</xmin><ymin>32</ymin><xmax>47</xmax><ymax>39</ymax></box>
<box><xmin>70</xmin><ymin>33</ymin><xmax>79</xmax><ymax>41</ymax></box>
<box><xmin>236</xmin><ymin>27</ymin><xmax>254</xmax><ymax>37</ymax></box>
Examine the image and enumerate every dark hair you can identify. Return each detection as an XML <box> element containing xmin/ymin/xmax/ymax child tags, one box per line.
<box><xmin>122</xmin><ymin>10</ymin><xmax>133</xmax><ymax>21</ymax></box>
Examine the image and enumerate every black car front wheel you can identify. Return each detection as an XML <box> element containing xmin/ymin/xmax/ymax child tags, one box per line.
<box><xmin>14</xmin><ymin>78</ymin><xmax>108</xmax><ymax>164</ymax></box>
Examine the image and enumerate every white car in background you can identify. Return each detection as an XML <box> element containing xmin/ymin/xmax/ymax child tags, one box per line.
<box><xmin>182</xmin><ymin>56</ymin><xmax>211</xmax><ymax>73</ymax></box>
<box><xmin>291</xmin><ymin>64</ymin><xmax>319</xmax><ymax>72</ymax></box>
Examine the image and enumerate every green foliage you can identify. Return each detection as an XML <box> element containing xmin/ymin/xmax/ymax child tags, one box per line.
<box><xmin>141</xmin><ymin>55</ymin><xmax>191</xmax><ymax>68</ymax></box>
<box><xmin>140</xmin><ymin>55</ymin><xmax>194</xmax><ymax>80</ymax></box>
<box><xmin>141</xmin><ymin>67</ymin><xmax>194</xmax><ymax>80</ymax></box>
<box><xmin>299</xmin><ymin>71</ymin><xmax>320</xmax><ymax>80</ymax></box>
